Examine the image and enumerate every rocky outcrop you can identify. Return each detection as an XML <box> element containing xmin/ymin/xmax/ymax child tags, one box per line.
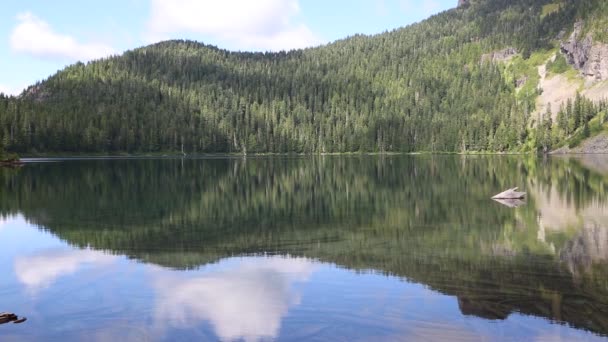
<box><xmin>586</xmin><ymin>44</ymin><xmax>608</xmax><ymax>82</ymax></box>
<box><xmin>560</xmin><ymin>22</ymin><xmax>590</xmax><ymax>69</ymax></box>
<box><xmin>515</xmin><ymin>76</ymin><xmax>528</xmax><ymax>88</ymax></box>
<box><xmin>23</xmin><ymin>84</ymin><xmax>51</xmax><ymax>102</ymax></box>
<box><xmin>552</xmin><ymin>132</ymin><xmax>608</xmax><ymax>154</ymax></box>
<box><xmin>560</xmin><ymin>21</ymin><xmax>608</xmax><ymax>83</ymax></box>
<box><xmin>481</xmin><ymin>47</ymin><xmax>518</xmax><ymax>63</ymax></box>
<box><xmin>458</xmin><ymin>0</ymin><xmax>470</xmax><ymax>8</ymax></box>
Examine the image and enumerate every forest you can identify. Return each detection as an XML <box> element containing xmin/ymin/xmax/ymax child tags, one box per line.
<box><xmin>0</xmin><ymin>0</ymin><xmax>607</xmax><ymax>154</ymax></box>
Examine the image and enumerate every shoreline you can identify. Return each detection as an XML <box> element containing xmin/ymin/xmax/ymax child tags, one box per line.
<box><xmin>12</xmin><ymin>151</ymin><xmax>608</xmax><ymax>161</ymax></box>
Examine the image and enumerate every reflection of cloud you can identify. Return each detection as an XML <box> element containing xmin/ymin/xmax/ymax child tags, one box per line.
<box><xmin>153</xmin><ymin>256</ymin><xmax>315</xmax><ymax>341</ymax></box>
<box><xmin>0</xmin><ymin>214</ymin><xmax>25</xmax><ymax>233</ymax></box>
<box><xmin>15</xmin><ymin>248</ymin><xmax>117</xmax><ymax>292</ymax></box>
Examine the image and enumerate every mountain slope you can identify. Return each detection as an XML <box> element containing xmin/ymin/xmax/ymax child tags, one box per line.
<box><xmin>0</xmin><ymin>0</ymin><xmax>606</xmax><ymax>154</ymax></box>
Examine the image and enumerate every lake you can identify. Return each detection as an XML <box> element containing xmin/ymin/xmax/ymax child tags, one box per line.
<box><xmin>1</xmin><ymin>155</ymin><xmax>607</xmax><ymax>341</ymax></box>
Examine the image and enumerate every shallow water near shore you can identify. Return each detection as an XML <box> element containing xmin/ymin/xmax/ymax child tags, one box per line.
<box><xmin>1</xmin><ymin>155</ymin><xmax>608</xmax><ymax>341</ymax></box>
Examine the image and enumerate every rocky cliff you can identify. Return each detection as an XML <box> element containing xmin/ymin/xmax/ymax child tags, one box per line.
<box><xmin>481</xmin><ymin>47</ymin><xmax>518</xmax><ymax>62</ymax></box>
<box><xmin>560</xmin><ymin>21</ymin><xmax>608</xmax><ymax>83</ymax></box>
<box><xmin>458</xmin><ymin>0</ymin><xmax>470</xmax><ymax>8</ymax></box>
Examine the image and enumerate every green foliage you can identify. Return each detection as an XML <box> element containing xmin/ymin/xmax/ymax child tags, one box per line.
<box><xmin>567</xmin><ymin>113</ymin><xmax>607</xmax><ymax>148</ymax></box>
<box><xmin>0</xmin><ymin>142</ymin><xmax>18</xmax><ymax>162</ymax></box>
<box><xmin>540</xmin><ymin>92</ymin><xmax>608</xmax><ymax>150</ymax></box>
<box><xmin>546</xmin><ymin>54</ymin><xmax>570</xmax><ymax>74</ymax></box>
<box><xmin>506</xmin><ymin>49</ymin><xmax>555</xmax><ymax>109</ymax></box>
<box><xmin>2</xmin><ymin>153</ymin><xmax>19</xmax><ymax>162</ymax></box>
<box><xmin>577</xmin><ymin>0</ymin><xmax>608</xmax><ymax>42</ymax></box>
<box><xmin>0</xmin><ymin>0</ymin><xmax>601</xmax><ymax>154</ymax></box>
<box><xmin>541</xmin><ymin>2</ymin><xmax>563</xmax><ymax>18</ymax></box>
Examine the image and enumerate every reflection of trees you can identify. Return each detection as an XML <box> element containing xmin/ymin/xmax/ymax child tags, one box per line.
<box><xmin>530</xmin><ymin>157</ymin><xmax>608</xmax><ymax>211</ymax></box>
<box><xmin>0</xmin><ymin>157</ymin><xmax>526</xmax><ymax>264</ymax></box>
<box><xmin>2</xmin><ymin>156</ymin><xmax>608</xmax><ymax>335</ymax></box>
<box><xmin>560</xmin><ymin>223</ymin><xmax>608</xmax><ymax>277</ymax></box>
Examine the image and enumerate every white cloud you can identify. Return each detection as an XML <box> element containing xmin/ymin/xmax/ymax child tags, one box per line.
<box><xmin>152</xmin><ymin>256</ymin><xmax>316</xmax><ymax>341</ymax></box>
<box><xmin>10</xmin><ymin>12</ymin><xmax>115</xmax><ymax>61</ymax></box>
<box><xmin>14</xmin><ymin>248</ymin><xmax>117</xmax><ymax>293</ymax></box>
<box><xmin>146</xmin><ymin>0</ymin><xmax>322</xmax><ymax>51</ymax></box>
<box><xmin>375</xmin><ymin>0</ymin><xmax>389</xmax><ymax>16</ymax></box>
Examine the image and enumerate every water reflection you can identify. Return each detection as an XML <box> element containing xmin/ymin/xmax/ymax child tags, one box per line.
<box><xmin>561</xmin><ymin>223</ymin><xmax>608</xmax><ymax>276</ymax></box>
<box><xmin>0</xmin><ymin>155</ymin><xmax>607</xmax><ymax>339</ymax></box>
<box><xmin>15</xmin><ymin>249</ymin><xmax>116</xmax><ymax>294</ymax></box>
<box><xmin>0</xmin><ymin>215</ymin><xmax>9</xmax><ymax>231</ymax></box>
<box><xmin>493</xmin><ymin>198</ymin><xmax>527</xmax><ymax>208</ymax></box>
<box><xmin>152</xmin><ymin>257</ymin><xmax>315</xmax><ymax>341</ymax></box>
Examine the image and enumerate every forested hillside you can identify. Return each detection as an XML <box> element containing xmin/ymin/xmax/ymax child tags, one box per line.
<box><xmin>0</xmin><ymin>0</ymin><xmax>607</xmax><ymax>154</ymax></box>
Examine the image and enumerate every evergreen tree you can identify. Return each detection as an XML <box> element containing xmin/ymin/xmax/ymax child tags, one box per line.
<box><xmin>0</xmin><ymin>0</ymin><xmax>605</xmax><ymax>154</ymax></box>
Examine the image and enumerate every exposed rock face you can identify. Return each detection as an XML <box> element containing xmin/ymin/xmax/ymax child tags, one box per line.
<box><xmin>515</xmin><ymin>76</ymin><xmax>528</xmax><ymax>88</ymax></box>
<box><xmin>586</xmin><ymin>44</ymin><xmax>608</xmax><ymax>82</ymax></box>
<box><xmin>553</xmin><ymin>132</ymin><xmax>608</xmax><ymax>154</ymax></box>
<box><xmin>458</xmin><ymin>0</ymin><xmax>470</xmax><ymax>7</ymax></box>
<box><xmin>481</xmin><ymin>47</ymin><xmax>518</xmax><ymax>63</ymax></box>
<box><xmin>24</xmin><ymin>84</ymin><xmax>51</xmax><ymax>102</ymax></box>
<box><xmin>560</xmin><ymin>22</ymin><xmax>590</xmax><ymax>69</ymax></box>
<box><xmin>560</xmin><ymin>21</ymin><xmax>608</xmax><ymax>82</ymax></box>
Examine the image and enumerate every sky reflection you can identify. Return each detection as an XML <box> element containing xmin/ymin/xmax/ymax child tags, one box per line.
<box><xmin>0</xmin><ymin>216</ymin><xmax>606</xmax><ymax>341</ymax></box>
<box><xmin>152</xmin><ymin>257</ymin><xmax>315</xmax><ymax>341</ymax></box>
<box><xmin>2</xmin><ymin>154</ymin><xmax>608</xmax><ymax>341</ymax></box>
<box><xmin>15</xmin><ymin>248</ymin><xmax>117</xmax><ymax>294</ymax></box>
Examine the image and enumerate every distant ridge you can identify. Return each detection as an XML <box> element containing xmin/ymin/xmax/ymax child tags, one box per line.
<box><xmin>0</xmin><ymin>0</ymin><xmax>607</xmax><ymax>154</ymax></box>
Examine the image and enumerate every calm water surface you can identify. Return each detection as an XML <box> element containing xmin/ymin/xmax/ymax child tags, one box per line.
<box><xmin>1</xmin><ymin>155</ymin><xmax>608</xmax><ymax>341</ymax></box>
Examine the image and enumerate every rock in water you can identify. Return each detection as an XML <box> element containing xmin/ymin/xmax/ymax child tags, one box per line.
<box><xmin>492</xmin><ymin>187</ymin><xmax>526</xmax><ymax>200</ymax></box>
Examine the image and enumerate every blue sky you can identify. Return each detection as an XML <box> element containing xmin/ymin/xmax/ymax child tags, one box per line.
<box><xmin>0</xmin><ymin>0</ymin><xmax>456</xmax><ymax>95</ymax></box>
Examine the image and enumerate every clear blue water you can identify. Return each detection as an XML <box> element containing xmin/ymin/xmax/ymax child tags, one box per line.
<box><xmin>1</xmin><ymin>155</ymin><xmax>607</xmax><ymax>341</ymax></box>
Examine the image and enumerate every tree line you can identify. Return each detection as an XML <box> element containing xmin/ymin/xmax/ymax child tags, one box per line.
<box><xmin>0</xmin><ymin>0</ymin><xmax>604</xmax><ymax>154</ymax></box>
